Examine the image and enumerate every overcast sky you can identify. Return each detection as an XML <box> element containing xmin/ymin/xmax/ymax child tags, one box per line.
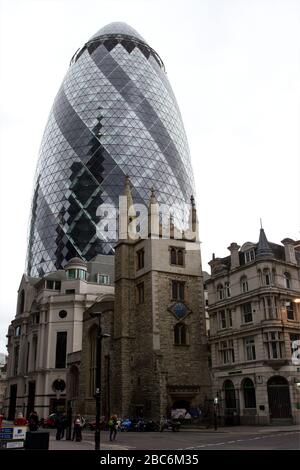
<box><xmin>0</xmin><ymin>0</ymin><xmax>299</xmax><ymax>354</ymax></box>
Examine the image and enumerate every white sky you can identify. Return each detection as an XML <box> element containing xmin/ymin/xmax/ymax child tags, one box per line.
<box><xmin>0</xmin><ymin>0</ymin><xmax>299</xmax><ymax>353</ymax></box>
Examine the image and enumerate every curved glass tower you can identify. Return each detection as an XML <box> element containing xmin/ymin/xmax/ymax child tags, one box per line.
<box><xmin>27</xmin><ymin>22</ymin><xmax>196</xmax><ymax>277</ymax></box>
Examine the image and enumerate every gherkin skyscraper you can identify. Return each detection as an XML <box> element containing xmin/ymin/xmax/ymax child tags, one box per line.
<box><xmin>27</xmin><ymin>22</ymin><xmax>196</xmax><ymax>277</ymax></box>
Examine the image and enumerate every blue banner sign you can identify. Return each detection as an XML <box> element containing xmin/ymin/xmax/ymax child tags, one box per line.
<box><xmin>0</xmin><ymin>427</ymin><xmax>14</xmax><ymax>439</ymax></box>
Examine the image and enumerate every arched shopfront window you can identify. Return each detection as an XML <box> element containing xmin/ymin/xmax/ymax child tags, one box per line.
<box><xmin>224</xmin><ymin>379</ymin><xmax>236</xmax><ymax>409</ymax></box>
<box><xmin>243</xmin><ymin>378</ymin><xmax>256</xmax><ymax>408</ymax></box>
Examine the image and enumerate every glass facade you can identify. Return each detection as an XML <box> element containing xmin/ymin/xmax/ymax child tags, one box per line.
<box><xmin>27</xmin><ymin>22</ymin><xmax>196</xmax><ymax>276</ymax></box>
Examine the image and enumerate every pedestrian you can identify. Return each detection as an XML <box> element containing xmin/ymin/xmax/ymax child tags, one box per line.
<box><xmin>108</xmin><ymin>415</ymin><xmax>118</xmax><ymax>441</ymax></box>
<box><xmin>55</xmin><ymin>412</ymin><xmax>66</xmax><ymax>440</ymax></box>
<box><xmin>28</xmin><ymin>410</ymin><xmax>39</xmax><ymax>431</ymax></box>
<box><xmin>14</xmin><ymin>412</ymin><xmax>27</xmax><ymax>426</ymax></box>
<box><xmin>72</xmin><ymin>414</ymin><xmax>83</xmax><ymax>442</ymax></box>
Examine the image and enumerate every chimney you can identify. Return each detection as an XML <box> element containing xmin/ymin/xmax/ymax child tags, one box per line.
<box><xmin>281</xmin><ymin>238</ymin><xmax>296</xmax><ymax>264</ymax></box>
<box><xmin>227</xmin><ymin>242</ymin><xmax>240</xmax><ymax>269</ymax></box>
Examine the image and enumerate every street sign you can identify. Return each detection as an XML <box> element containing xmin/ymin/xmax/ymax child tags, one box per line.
<box><xmin>0</xmin><ymin>427</ymin><xmax>13</xmax><ymax>440</ymax></box>
<box><xmin>13</xmin><ymin>427</ymin><xmax>27</xmax><ymax>440</ymax></box>
<box><xmin>6</xmin><ymin>441</ymin><xmax>24</xmax><ymax>449</ymax></box>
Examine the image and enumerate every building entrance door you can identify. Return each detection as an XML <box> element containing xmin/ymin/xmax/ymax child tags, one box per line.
<box><xmin>267</xmin><ymin>376</ymin><xmax>292</xmax><ymax>419</ymax></box>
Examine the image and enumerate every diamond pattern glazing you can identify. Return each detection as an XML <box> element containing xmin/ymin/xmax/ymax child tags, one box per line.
<box><xmin>27</xmin><ymin>22</ymin><xmax>196</xmax><ymax>276</ymax></box>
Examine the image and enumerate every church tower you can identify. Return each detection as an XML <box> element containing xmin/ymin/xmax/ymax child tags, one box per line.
<box><xmin>111</xmin><ymin>178</ymin><xmax>211</xmax><ymax>419</ymax></box>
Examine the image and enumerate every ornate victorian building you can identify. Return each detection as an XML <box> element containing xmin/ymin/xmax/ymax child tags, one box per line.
<box><xmin>207</xmin><ymin>229</ymin><xmax>300</xmax><ymax>424</ymax></box>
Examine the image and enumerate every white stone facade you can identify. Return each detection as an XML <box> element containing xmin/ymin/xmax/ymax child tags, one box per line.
<box><xmin>4</xmin><ymin>256</ymin><xmax>114</xmax><ymax>419</ymax></box>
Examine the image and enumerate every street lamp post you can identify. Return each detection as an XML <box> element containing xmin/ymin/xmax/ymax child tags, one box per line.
<box><xmin>89</xmin><ymin>311</ymin><xmax>110</xmax><ymax>451</ymax></box>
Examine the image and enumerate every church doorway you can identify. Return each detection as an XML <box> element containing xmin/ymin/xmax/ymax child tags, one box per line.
<box><xmin>171</xmin><ymin>399</ymin><xmax>190</xmax><ymax>419</ymax></box>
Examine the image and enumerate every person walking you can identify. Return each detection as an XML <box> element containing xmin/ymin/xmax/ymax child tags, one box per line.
<box><xmin>55</xmin><ymin>412</ymin><xmax>66</xmax><ymax>440</ymax></box>
<box><xmin>108</xmin><ymin>415</ymin><xmax>118</xmax><ymax>441</ymax></box>
<box><xmin>72</xmin><ymin>414</ymin><xmax>83</xmax><ymax>442</ymax></box>
<box><xmin>28</xmin><ymin>410</ymin><xmax>39</xmax><ymax>431</ymax></box>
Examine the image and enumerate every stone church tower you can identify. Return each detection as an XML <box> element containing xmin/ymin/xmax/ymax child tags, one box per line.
<box><xmin>110</xmin><ymin>179</ymin><xmax>211</xmax><ymax>420</ymax></box>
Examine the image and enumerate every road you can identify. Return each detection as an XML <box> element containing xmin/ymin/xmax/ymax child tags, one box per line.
<box><xmin>49</xmin><ymin>428</ymin><xmax>300</xmax><ymax>450</ymax></box>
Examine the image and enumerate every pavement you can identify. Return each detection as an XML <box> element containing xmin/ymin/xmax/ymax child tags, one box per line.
<box><xmin>179</xmin><ymin>424</ymin><xmax>300</xmax><ymax>433</ymax></box>
<box><xmin>2</xmin><ymin>421</ymin><xmax>299</xmax><ymax>450</ymax></box>
<box><xmin>47</xmin><ymin>425</ymin><xmax>300</xmax><ymax>450</ymax></box>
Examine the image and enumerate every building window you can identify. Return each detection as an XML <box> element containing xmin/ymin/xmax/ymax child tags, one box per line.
<box><xmin>55</xmin><ymin>332</ymin><xmax>67</xmax><ymax>368</ymax></box>
<box><xmin>218</xmin><ymin>309</ymin><xmax>233</xmax><ymax>330</ymax></box>
<box><xmin>32</xmin><ymin>335</ymin><xmax>38</xmax><ymax>371</ymax></box>
<box><xmin>242</xmin><ymin>303</ymin><xmax>253</xmax><ymax>323</ymax></box>
<box><xmin>137</xmin><ymin>249</ymin><xmax>145</xmax><ymax>270</ymax></box>
<box><xmin>217</xmin><ymin>284</ymin><xmax>224</xmax><ymax>300</ymax></box>
<box><xmin>285</xmin><ymin>300</ymin><xmax>294</xmax><ymax>320</ymax></box>
<box><xmin>19</xmin><ymin>290</ymin><xmax>25</xmax><ymax>314</ymax></box>
<box><xmin>244</xmin><ymin>336</ymin><xmax>256</xmax><ymax>361</ymax></box>
<box><xmin>46</xmin><ymin>280</ymin><xmax>54</xmax><ymax>289</ymax></box>
<box><xmin>243</xmin><ymin>378</ymin><xmax>256</xmax><ymax>408</ymax></box>
<box><xmin>65</xmin><ymin>289</ymin><xmax>76</xmax><ymax>294</ymax></box>
<box><xmin>264</xmin><ymin>331</ymin><xmax>283</xmax><ymax>359</ymax></box>
<box><xmin>55</xmin><ymin>281</ymin><xmax>61</xmax><ymax>290</ymax></box>
<box><xmin>97</xmin><ymin>274</ymin><xmax>110</xmax><ymax>285</ymax></box>
<box><xmin>13</xmin><ymin>345</ymin><xmax>19</xmax><ymax>375</ymax></box>
<box><xmin>263</xmin><ymin>268</ymin><xmax>272</xmax><ymax>286</ymax></box>
<box><xmin>137</xmin><ymin>283</ymin><xmax>145</xmax><ymax>304</ymax></box>
<box><xmin>219</xmin><ymin>340</ymin><xmax>235</xmax><ymax>364</ymax></box>
<box><xmin>170</xmin><ymin>247</ymin><xmax>184</xmax><ymax>266</ymax></box>
<box><xmin>290</xmin><ymin>333</ymin><xmax>300</xmax><ymax>356</ymax></box>
<box><xmin>67</xmin><ymin>269</ymin><xmax>76</xmax><ymax>279</ymax></box>
<box><xmin>174</xmin><ymin>323</ymin><xmax>187</xmax><ymax>345</ymax></box>
<box><xmin>228</xmin><ymin>310</ymin><xmax>233</xmax><ymax>327</ymax></box>
<box><xmin>26</xmin><ymin>342</ymin><xmax>30</xmax><ymax>373</ymax></box>
<box><xmin>225</xmin><ymin>282</ymin><xmax>231</xmax><ymax>298</ymax></box>
<box><xmin>219</xmin><ymin>310</ymin><xmax>226</xmax><ymax>329</ymax></box>
<box><xmin>244</xmin><ymin>250</ymin><xmax>255</xmax><ymax>264</ymax></box>
<box><xmin>241</xmin><ymin>276</ymin><xmax>248</xmax><ymax>293</ymax></box>
<box><xmin>67</xmin><ymin>269</ymin><xmax>86</xmax><ymax>280</ymax></box>
<box><xmin>59</xmin><ymin>310</ymin><xmax>67</xmax><ymax>319</ymax></box>
<box><xmin>283</xmin><ymin>272</ymin><xmax>291</xmax><ymax>289</ymax></box>
<box><xmin>170</xmin><ymin>248</ymin><xmax>177</xmax><ymax>265</ymax></box>
<box><xmin>15</xmin><ymin>326</ymin><xmax>21</xmax><ymax>337</ymax></box>
<box><xmin>78</xmin><ymin>269</ymin><xmax>86</xmax><ymax>280</ymax></box>
<box><xmin>171</xmin><ymin>280</ymin><xmax>185</xmax><ymax>301</ymax></box>
<box><xmin>263</xmin><ymin>296</ymin><xmax>278</xmax><ymax>319</ymax></box>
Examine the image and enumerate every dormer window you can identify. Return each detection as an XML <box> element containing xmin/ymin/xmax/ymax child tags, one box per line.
<box><xmin>244</xmin><ymin>250</ymin><xmax>255</xmax><ymax>264</ymax></box>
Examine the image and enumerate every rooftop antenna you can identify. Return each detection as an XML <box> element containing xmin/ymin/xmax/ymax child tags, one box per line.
<box><xmin>260</xmin><ymin>218</ymin><xmax>263</xmax><ymax>229</ymax></box>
